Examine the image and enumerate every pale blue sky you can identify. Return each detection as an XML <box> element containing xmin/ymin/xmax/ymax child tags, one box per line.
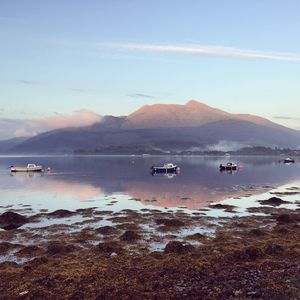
<box><xmin>0</xmin><ymin>0</ymin><xmax>300</xmax><ymax>139</ymax></box>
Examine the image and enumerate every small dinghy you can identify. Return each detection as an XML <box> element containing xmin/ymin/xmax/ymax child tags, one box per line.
<box><xmin>219</xmin><ymin>162</ymin><xmax>238</xmax><ymax>171</ymax></box>
<box><xmin>151</xmin><ymin>163</ymin><xmax>179</xmax><ymax>174</ymax></box>
<box><xmin>10</xmin><ymin>164</ymin><xmax>43</xmax><ymax>172</ymax></box>
<box><xmin>284</xmin><ymin>158</ymin><xmax>295</xmax><ymax>163</ymax></box>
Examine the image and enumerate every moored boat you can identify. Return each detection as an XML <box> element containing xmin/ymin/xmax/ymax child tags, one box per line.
<box><xmin>284</xmin><ymin>158</ymin><xmax>295</xmax><ymax>163</ymax></box>
<box><xmin>151</xmin><ymin>163</ymin><xmax>179</xmax><ymax>173</ymax></box>
<box><xmin>219</xmin><ymin>162</ymin><xmax>238</xmax><ymax>171</ymax></box>
<box><xmin>10</xmin><ymin>164</ymin><xmax>43</xmax><ymax>172</ymax></box>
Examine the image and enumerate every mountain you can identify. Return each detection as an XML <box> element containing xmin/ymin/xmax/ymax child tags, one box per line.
<box><xmin>3</xmin><ymin>100</ymin><xmax>300</xmax><ymax>154</ymax></box>
<box><xmin>0</xmin><ymin>137</ymin><xmax>29</xmax><ymax>153</ymax></box>
<box><xmin>122</xmin><ymin>100</ymin><xmax>283</xmax><ymax>130</ymax></box>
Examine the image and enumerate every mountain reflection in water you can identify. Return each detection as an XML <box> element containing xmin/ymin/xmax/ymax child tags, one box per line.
<box><xmin>0</xmin><ymin>156</ymin><xmax>299</xmax><ymax>210</ymax></box>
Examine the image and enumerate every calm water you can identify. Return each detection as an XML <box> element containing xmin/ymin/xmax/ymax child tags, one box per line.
<box><xmin>0</xmin><ymin>155</ymin><xmax>299</xmax><ymax>214</ymax></box>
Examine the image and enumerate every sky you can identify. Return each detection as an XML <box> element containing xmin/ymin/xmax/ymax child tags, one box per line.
<box><xmin>0</xmin><ymin>0</ymin><xmax>300</xmax><ymax>140</ymax></box>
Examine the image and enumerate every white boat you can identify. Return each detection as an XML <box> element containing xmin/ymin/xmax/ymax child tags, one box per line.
<box><xmin>10</xmin><ymin>164</ymin><xmax>43</xmax><ymax>172</ymax></box>
<box><xmin>151</xmin><ymin>163</ymin><xmax>179</xmax><ymax>173</ymax></box>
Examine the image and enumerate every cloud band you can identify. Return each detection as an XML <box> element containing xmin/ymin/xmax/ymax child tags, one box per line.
<box><xmin>101</xmin><ymin>43</ymin><xmax>300</xmax><ymax>62</ymax></box>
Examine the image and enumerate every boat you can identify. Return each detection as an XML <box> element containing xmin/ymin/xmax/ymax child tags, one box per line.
<box><xmin>151</xmin><ymin>163</ymin><xmax>179</xmax><ymax>173</ymax></box>
<box><xmin>10</xmin><ymin>164</ymin><xmax>43</xmax><ymax>172</ymax></box>
<box><xmin>284</xmin><ymin>158</ymin><xmax>295</xmax><ymax>163</ymax></box>
<box><xmin>219</xmin><ymin>162</ymin><xmax>238</xmax><ymax>171</ymax></box>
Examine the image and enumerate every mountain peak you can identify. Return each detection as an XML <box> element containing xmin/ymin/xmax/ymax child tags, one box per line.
<box><xmin>123</xmin><ymin>100</ymin><xmax>232</xmax><ymax>129</ymax></box>
<box><xmin>186</xmin><ymin>99</ymin><xmax>205</xmax><ymax>107</ymax></box>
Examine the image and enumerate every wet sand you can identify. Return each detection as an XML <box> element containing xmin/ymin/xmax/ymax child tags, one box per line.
<box><xmin>0</xmin><ymin>195</ymin><xmax>300</xmax><ymax>299</ymax></box>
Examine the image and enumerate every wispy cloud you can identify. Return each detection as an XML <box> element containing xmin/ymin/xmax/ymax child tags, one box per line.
<box><xmin>99</xmin><ymin>43</ymin><xmax>300</xmax><ymax>62</ymax></box>
<box><xmin>274</xmin><ymin>116</ymin><xmax>300</xmax><ymax>121</ymax></box>
<box><xmin>127</xmin><ymin>93</ymin><xmax>155</xmax><ymax>99</ymax></box>
<box><xmin>0</xmin><ymin>110</ymin><xmax>102</xmax><ymax>140</ymax></box>
<box><xmin>16</xmin><ymin>79</ymin><xmax>37</xmax><ymax>85</ymax></box>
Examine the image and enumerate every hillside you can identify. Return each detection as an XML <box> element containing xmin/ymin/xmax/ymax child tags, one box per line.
<box><xmin>2</xmin><ymin>100</ymin><xmax>300</xmax><ymax>154</ymax></box>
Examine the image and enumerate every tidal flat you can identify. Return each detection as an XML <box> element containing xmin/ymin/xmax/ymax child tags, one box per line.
<box><xmin>0</xmin><ymin>194</ymin><xmax>300</xmax><ymax>299</ymax></box>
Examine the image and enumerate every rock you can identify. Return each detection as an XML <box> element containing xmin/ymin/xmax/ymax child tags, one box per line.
<box><xmin>248</xmin><ymin>229</ymin><xmax>265</xmax><ymax>237</ymax></box>
<box><xmin>48</xmin><ymin>209</ymin><xmax>75</xmax><ymax>218</ymax></box>
<box><xmin>185</xmin><ymin>233</ymin><xmax>206</xmax><ymax>240</ymax></box>
<box><xmin>155</xmin><ymin>218</ymin><xmax>185</xmax><ymax>227</ymax></box>
<box><xmin>232</xmin><ymin>246</ymin><xmax>263</xmax><ymax>260</ymax></box>
<box><xmin>0</xmin><ymin>211</ymin><xmax>27</xmax><ymax>230</ymax></box>
<box><xmin>164</xmin><ymin>241</ymin><xmax>195</xmax><ymax>255</ymax></box>
<box><xmin>96</xmin><ymin>226</ymin><xmax>118</xmax><ymax>235</ymax></box>
<box><xmin>0</xmin><ymin>242</ymin><xmax>21</xmax><ymax>253</ymax></box>
<box><xmin>209</xmin><ymin>204</ymin><xmax>237</xmax><ymax>211</ymax></box>
<box><xmin>31</xmin><ymin>256</ymin><xmax>48</xmax><ymax>265</ymax></box>
<box><xmin>276</xmin><ymin>214</ymin><xmax>294</xmax><ymax>223</ymax></box>
<box><xmin>16</xmin><ymin>245</ymin><xmax>42</xmax><ymax>257</ymax></box>
<box><xmin>259</xmin><ymin>197</ymin><xmax>290</xmax><ymax>206</ymax></box>
<box><xmin>120</xmin><ymin>230</ymin><xmax>140</xmax><ymax>242</ymax></box>
<box><xmin>97</xmin><ymin>241</ymin><xmax>123</xmax><ymax>255</ymax></box>
<box><xmin>245</xmin><ymin>247</ymin><xmax>263</xmax><ymax>260</ymax></box>
<box><xmin>46</xmin><ymin>241</ymin><xmax>77</xmax><ymax>255</ymax></box>
<box><xmin>265</xmin><ymin>243</ymin><xmax>284</xmax><ymax>255</ymax></box>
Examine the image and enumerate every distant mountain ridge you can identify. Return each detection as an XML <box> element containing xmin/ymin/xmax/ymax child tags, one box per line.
<box><xmin>1</xmin><ymin>100</ymin><xmax>299</xmax><ymax>154</ymax></box>
<box><xmin>122</xmin><ymin>100</ymin><xmax>285</xmax><ymax>130</ymax></box>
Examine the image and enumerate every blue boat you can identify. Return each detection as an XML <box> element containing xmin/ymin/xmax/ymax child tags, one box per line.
<box><xmin>219</xmin><ymin>162</ymin><xmax>238</xmax><ymax>171</ymax></box>
<box><xmin>151</xmin><ymin>163</ymin><xmax>179</xmax><ymax>174</ymax></box>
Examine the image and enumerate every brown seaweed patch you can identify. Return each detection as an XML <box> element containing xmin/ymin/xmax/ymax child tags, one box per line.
<box><xmin>209</xmin><ymin>204</ymin><xmax>237</xmax><ymax>212</ymax></box>
<box><xmin>72</xmin><ymin>217</ymin><xmax>103</xmax><ymax>226</ymax></box>
<box><xmin>264</xmin><ymin>243</ymin><xmax>284</xmax><ymax>255</ymax></box>
<box><xmin>120</xmin><ymin>230</ymin><xmax>140</xmax><ymax>243</ymax></box>
<box><xmin>108</xmin><ymin>216</ymin><xmax>135</xmax><ymax>223</ymax></box>
<box><xmin>185</xmin><ymin>233</ymin><xmax>207</xmax><ymax>241</ymax></box>
<box><xmin>16</xmin><ymin>245</ymin><xmax>43</xmax><ymax>257</ymax></box>
<box><xmin>48</xmin><ymin>209</ymin><xmax>76</xmax><ymax>218</ymax></box>
<box><xmin>258</xmin><ymin>197</ymin><xmax>291</xmax><ymax>206</ymax></box>
<box><xmin>0</xmin><ymin>242</ymin><xmax>22</xmax><ymax>254</ymax></box>
<box><xmin>246</xmin><ymin>206</ymin><xmax>278</xmax><ymax>214</ymax></box>
<box><xmin>75</xmin><ymin>208</ymin><xmax>97</xmax><ymax>217</ymax></box>
<box><xmin>247</xmin><ymin>228</ymin><xmax>266</xmax><ymax>237</ymax></box>
<box><xmin>115</xmin><ymin>223</ymin><xmax>140</xmax><ymax>231</ymax></box>
<box><xmin>97</xmin><ymin>241</ymin><xmax>123</xmax><ymax>255</ymax></box>
<box><xmin>96</xmin><ymin>226</ymin><xmax>119</xmax><ymax>235</ymax></box>
<box><xmin>69</xmin><ymin>228</ymin><xmax>100</xmax><ymax>244</ymax></box>
<box><xmin>46</xmin><ymin>241</ymin><xmax>78</xmax><ymax>256</ymax></box>
<box><xmin>0</xmin><ymin>211</ymin><xmax>28</xmax><ymax>230</ymax></box>
<box><xmin>164</xmin><ymin>241</ymin><xmax>195</xmax><ymax>254</ymax></box>
<box><xmin>276</xmin><ymin>214</ymin><xmax>298</xmax><ymax>224</ymax></box>
<box><xmin>93</xmin><ymin>210</ymin><xmax>113</xmax><ymax>216</ymax></box>
<box><xmin>155</xmin><ymin>218</ymin><xmax>185</xmax><ymax>227</ymax></box>
<box><xmin>231</xmin><ymin>245</ymin><xmax>265</xmax><ymax>261</ymax></box>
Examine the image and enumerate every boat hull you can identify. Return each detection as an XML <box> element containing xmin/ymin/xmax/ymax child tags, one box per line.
<box><xmin>219</xmin><ymin>166</ymin><xmax>237</xmax><ymax>171</ymax></box>
<box><xmin>11</xmin><ymin>167</ymin><xmax>43</xmax><ymax>172</ymax></box>
<box><xmin>151</xmin><ymin>167</ymin><xmax>178</xmax><ymax>173</ymax></box>
<box><xmin>284</xmin><ymin>159</ymin><xmax>295</xmax><ymax>163</ymax></box>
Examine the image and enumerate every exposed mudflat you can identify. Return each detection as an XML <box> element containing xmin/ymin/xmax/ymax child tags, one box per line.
<box><xmin>0</xmin><ymin>195</ymin><xmax>300</xmax><ymax>299</ymax></box>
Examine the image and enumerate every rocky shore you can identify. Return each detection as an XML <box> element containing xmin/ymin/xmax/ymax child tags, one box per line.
<box><xmin>0</xmin><ymin>195</ymin><xmax>300</xmax><ymax>299</ymax></box>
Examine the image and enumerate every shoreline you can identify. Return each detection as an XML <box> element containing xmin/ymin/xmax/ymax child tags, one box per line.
<box><xmin>1</xmin><ymin>192</ymin><xmax>300</xmax><ymax>299</ymax></box>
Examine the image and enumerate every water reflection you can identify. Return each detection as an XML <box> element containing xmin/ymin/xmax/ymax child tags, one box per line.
<box><xmin>0</xmin><ymin>156</ymin><xmax>299</xmax><ymax>210</ymax></box>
